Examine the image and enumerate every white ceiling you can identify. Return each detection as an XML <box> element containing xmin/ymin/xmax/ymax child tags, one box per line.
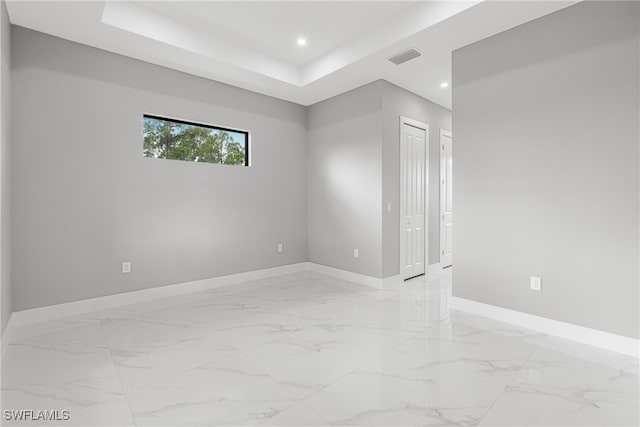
<box><xmin>6</xmin><ymin>1</ymin><xmax>579</xmax><ymax>108</ymax></box>
<box><xmin>143</xmin><ymin>1</ymin><xmax>421</xmax><ymax>67</ymax></box>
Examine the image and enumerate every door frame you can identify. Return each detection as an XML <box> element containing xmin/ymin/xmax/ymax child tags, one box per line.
<box><xmin>399</xmin><ymin>116</ymin><xmax>429</xmax><ymax>280</ymax></box>
<box><xmin>439</xmin><ymin>128</ymin><xmax>452</xmax><ymax>267</ymax></box>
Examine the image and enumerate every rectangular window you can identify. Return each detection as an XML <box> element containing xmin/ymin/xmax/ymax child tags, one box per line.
<box><xmin>143</xmin><ymin>114</ymin><xmax>249</xmax><ymax>166</ymax></box>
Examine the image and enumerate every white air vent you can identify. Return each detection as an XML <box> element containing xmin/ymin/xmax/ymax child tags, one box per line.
<box><xmin>387</xmin><ymin>48</ymin><xmax>423</xmax><ymax>65</ymax></box>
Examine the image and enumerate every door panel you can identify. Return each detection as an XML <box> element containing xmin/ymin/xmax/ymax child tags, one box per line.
<box><xmin>401</xmin><ymin>120</ymin><xmax>427</xmax><ymax>280</ymax></box>
<box><xmin>440</xmin><ymin>130</ymin><xmax>453</xmax><ymax>268</ymax></box>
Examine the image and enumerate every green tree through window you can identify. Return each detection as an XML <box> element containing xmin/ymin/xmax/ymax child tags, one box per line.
<box><xmin>143</xmin><ymin>115</ymin><xmax>248</xmax><ymax>166</ymax></box>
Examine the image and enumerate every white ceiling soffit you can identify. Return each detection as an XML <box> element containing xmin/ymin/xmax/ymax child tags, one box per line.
<box><xmin>6</xmin><ymin>1</ymin><xmax>579</xmax><ymax>108</ymax></box>
<box><xmin>101</xmin><ymin>1</ymin><xmax>479</xmax><ymax>86</ymax></box>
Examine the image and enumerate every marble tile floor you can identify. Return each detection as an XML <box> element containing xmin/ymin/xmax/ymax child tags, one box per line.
<box><xmin>1</xmin><ymin>269</ymin><xmax>638</xmax><ymax>426</ymax></box>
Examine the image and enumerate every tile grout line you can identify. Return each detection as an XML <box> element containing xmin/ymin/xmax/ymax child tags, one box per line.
<box><xmin>293</xmin><ymin>324</ymin><xmax>443</xmax><ymax>423</ymax></box>
<box><xmin>298</xmin><ymin>400</ymin><xmax>333</xmax><ymax>426</ymax></box>
<box><xmin>95</xmin><ymin>310</ymin><xmax>140</xmax><ymax>427</ymax></box>
<box><xmin>473</xmin><ymin>334</ymin><xmax>547</xmax><ymax>426</ymax></box>
<box><xmin>291</xmin><ymin>278</ymin><xmax>453</xmax><ymax>424</ymax></box>
<box><xmin>93</xmin><ymin>273</ymin><xmax>317</xmax><ymax>406</ymax></box>
<box><xmin>7</xmin><ymin>311</ymin><xmax>137</xmax><ymax>426</ymax></box>
<box><xmin>146</xmin><ymin>275</ymin><xmax>311</xmax><ymax>426</ymax></box>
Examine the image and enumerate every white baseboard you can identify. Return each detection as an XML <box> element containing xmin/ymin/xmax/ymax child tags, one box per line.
<box><xmin>8</xmin><ymin>259</ymin><xmax>447</xmax><ymax>332</ymax></box>
<box><xmin>382</xmin><ymin>274</ymin><xmax>402</xmax><ymax>288</ymax></box>
<box><xmin>7</xmin><ymin>262</ymin><xmax>395</xmax><ymax>331</ymax></box>
<box><xmin>427</xmin><ymin>263</ymin><xmax>442</xmax><ymax>274</ymax></box>
<box><xmin>306</xmin><ymin>262</ymin><xmax>385</xmax><ymax>289</ymax></box>
<box><xmin>7</xmin><ymin>262</ymin><xmax>637</xmax><ymax>359</ymax></box>
<box><xmin>450</xmin><ymin>296</ymin><xmax>639</xmax><ymax>358</ymax></box>
<box><xmin>306</xmin><ymin>262</ymin><xmax>443</xmax><ymax>289</ymax></box>
<box><xmin>305</xmin><ymin>262</ymin><xmax>443</xmax><ymax>290</ymax></box>
<box><xmin>11</xmin><ymin>262</ymin><xmax>308</xmax><ymax>328</ymax></box>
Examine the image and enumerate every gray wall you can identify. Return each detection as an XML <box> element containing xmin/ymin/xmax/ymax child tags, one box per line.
<box><xmin>452</xmin><ymin>1</ymin><xmax>639</xmax><ymax>339</ymax></box>
<box><xmin>0</xmin><ymin>0</ymin><xmax>11</xmax><ymax>331</ymax></box>
<box><xmin>307</xmin><ymin>80</ymin><xmax>452</xmax><ymax>279</ymax></box>
<box><xmin>11</xmin><ymin>27</ymin><xmax>307</xmax><ymax>311</ymax></box>
<box><xmin>307</xmin><ymin>81</ymin><xmax>383</xmax><ymax>278</ymax></box>
<box><xmin>381</xmin><ymin>81</ymin><xmax>452</xmax><ymax>277</ymax></box>
<box><xmin>11</xmin><ymin>27</ymin><xmax>452</xmax><ymax>311</ymax></box>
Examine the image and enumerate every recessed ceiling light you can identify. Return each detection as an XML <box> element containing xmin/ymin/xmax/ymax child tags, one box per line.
<box><xmin>440</xmin><ymin>82</ymin><xmax>449</xmax><ymax>88</ymax></box>
<box><xmin>296</xmin><ymin>38</ymin><xmax>307</xmax><ymax>46</ymax></box>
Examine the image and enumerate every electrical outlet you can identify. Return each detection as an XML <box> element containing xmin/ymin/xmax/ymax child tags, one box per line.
<box><xmin>122</xmin><ymin>261</ymin><xmax>131</xmax><ymax>274</ymax></box>
<box><xmin>353</xmin><ymin>248</ymin><xmax>359</xmax><ymax>258</ymax></box>
<box><xmin>277</xmin><ymin>243</ymin><xmax>283</xmax><ymax>253</ymax></box>
<box><xmin>530</xmin><ymin>276</ymin><xmax>541</xmax><ymax>291</ymax></box>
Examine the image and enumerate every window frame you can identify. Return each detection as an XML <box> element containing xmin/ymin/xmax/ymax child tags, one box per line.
<box><xmin>143</xmin><ymin>113</ymin><xmax>250</xmax><ymax>167</ymax></box>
